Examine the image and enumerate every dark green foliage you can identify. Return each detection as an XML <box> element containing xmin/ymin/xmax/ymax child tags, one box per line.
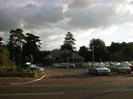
<box><xmin>0</xmin><ymin>37</ymin><xmax>3</xmax><ymax>46</ymax></box>
<box><xmin>60</xmin><ymin>32</ymin><xmax>76</xmax><ymax>51</ymax></box>
<box><xmin>0</xmin><ymin>36</ymin><xmax>16</xmax><ymax>73</ymax></box>
<box><xmin>78</xmin><ymin>46</ymin><xmax>90</xmax><ymax>62</ymax></box>
<box><xmin>3</xmin><ymin>27</ymin><xmax>133</xmax><ymax>65</ymax></box>
<box><xmin>0</xmin><ymin>48</ymin><xmax>10</xmax><ymax>66</ymax></box>
<box><xmin>23</xmin><ymin>33</ymin><xmax>41</xmax><ymax>63</ymax></box>
<box><xmin>8</xmin><ymin>29</ymin><xmax>42</xmax><ymax>64</ymax></box>
<box><xmin>34</xmin><ymin>51</ymin><xmax>50</xmax><ymax>63</ymax></box>
<box><xmin>89</xmin><ymin>39</ymin><xmax>108</xmax><ymax>62</ymax></box>
<box><xmin>123</xmin><ymin>43</ymin><xmax>133</xmax><ymax>60</ymax></box>
<box><xmin>8</xmin><ymin>28</ymin><xmax>25</xmax><ymax>64</ymax></box>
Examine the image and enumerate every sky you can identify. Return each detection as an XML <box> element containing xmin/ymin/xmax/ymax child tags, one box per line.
<box><xmin>0</xmin><ymin>0</ymin><xmax>133</xmax><ymax>51</ymax></box>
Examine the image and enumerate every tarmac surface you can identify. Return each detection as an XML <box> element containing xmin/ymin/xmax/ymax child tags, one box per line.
<box><xmin>0</xmin><ymin>67</ymin><xmax>133</xmax><ymax>99</ymax></box>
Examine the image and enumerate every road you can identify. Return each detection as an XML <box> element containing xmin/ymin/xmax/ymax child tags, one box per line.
<box><xmin>0</xmin><ymin>67</ymin><xmax>133</xmax><ymax>99</ymax></box>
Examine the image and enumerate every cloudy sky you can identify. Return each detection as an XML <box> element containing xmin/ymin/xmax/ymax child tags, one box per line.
<box><xmin>0</xmin><ymin>0</ymin><xmax>133</xmax><ymax>50</ymax></box>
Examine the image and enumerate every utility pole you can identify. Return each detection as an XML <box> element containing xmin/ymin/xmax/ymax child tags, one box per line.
<box><xmin>92</xmin><ymin>42</ymin><xmax>95</xmax><ymax>63</ymax></box>
<box><xmin>73</xmin><ymin>52</ymin><xmax>74</xmax><ymax>63</ymax></box>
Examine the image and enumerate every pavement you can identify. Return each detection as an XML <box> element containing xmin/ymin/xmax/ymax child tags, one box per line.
<box><xmin>0</xmin><ymin>67</ymin><xmax>133</xmax><ymax>99</ymax></box>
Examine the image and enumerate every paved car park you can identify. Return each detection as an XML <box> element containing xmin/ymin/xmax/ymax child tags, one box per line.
<box><xmin>0</xmin><ymin>67</ymin><xmax>133</xmax><ymax>99</ymax></box>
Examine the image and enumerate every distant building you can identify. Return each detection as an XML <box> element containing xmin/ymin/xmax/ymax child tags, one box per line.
<box><xmin>44</xmin><ymin>49</ymin><xmax>84</xmax><ymax>65</ymax></box>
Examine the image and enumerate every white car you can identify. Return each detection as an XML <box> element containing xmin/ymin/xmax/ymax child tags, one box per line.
<box><xmin>89</xmin><ymin>64</ymin><xmax>111</xmax><ymax>75</ymax></box>
<box><xmin>30</xmin><ymin>64</ymin><xmax>44</xmax><ymax>71</ymax></box>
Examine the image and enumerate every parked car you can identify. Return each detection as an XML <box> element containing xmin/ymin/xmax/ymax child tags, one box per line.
<box><xmin>53</xmin><ymin>63</ymin><xmax>75</xmax><ymax>68</ymax></box>
<box><xmin>110</xmin><ymin>62</ymin><xmax>120</xmax><ymax>67</ymax></box>
<box><xmin>103</xmin><ymin>62</ymin><xmax>111</xmax><ymax>67</ymax></box>
<box><xmin>111</xmin><ymin>63</ymin><xmax>131</xmax><ymax>74</ymax></box>
<box><xmin>53</xmin><ymin>63</ymin><xmax>61</xmax><ymax>67</ymax></box>
<box><xmin>29</xmin><ymin>64</ymin><xmax>44</xmax><ymax>71</ymax></box>
<box><xmin>75</xmin><ymin>63</ymin><xmax>91</xmax><ymax>68</ymax></box>
<box><xmin>19</xmin><ymin>63</ymin><xmax>44</xmax><ymax>72</ymax></box>
<box><xmin>89</xmin><ymin>63</ymin><xmax>111</xmax><ymax>75</ymax></box>
<box><xmin>120</xmin><ymin>62</ymin><xmax>133</xmax><ymax>71</ymax></box>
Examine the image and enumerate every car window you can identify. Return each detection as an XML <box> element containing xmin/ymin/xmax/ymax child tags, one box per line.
<box><xmin>95</xmin><ymin>65</ymin><xmax>105</xmax><ymax>68</ymax></box>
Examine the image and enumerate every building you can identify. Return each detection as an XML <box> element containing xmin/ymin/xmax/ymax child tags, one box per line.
<box><xmin>44</xmin><ymin>49</ymin><xmax>84</xmax><ymax>65</ymax></box>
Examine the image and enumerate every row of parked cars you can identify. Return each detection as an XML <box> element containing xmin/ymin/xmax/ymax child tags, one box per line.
<box><xmin>53</xmin><ymin>63</ymin><xmax>76</xmax><ymax>68</ymax></box>
<box><xmin>53</xmin><ymin>61</ymin><xmax>133</xmax><ymax>75</ymax></box>
<box><xmin>88</xmin><ymin>61</ymin><xmax>133</xmax><ymax>75</ymax></box>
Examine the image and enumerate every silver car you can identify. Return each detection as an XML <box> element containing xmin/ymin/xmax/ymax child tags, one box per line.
<box><xmin>30</xmin><ymin>64</ymin><xmax>44</xmax><ymax>71</ymax></box>
<box><xmin>89</xmin><ymin>64</ymin><xmax>111</xmax><ymax>75</ymax></box>
<box><xmin>111</xmin><ymin>65</ymin><xmax>131</xmax><ymax>74</ymax></box>
<box><xmin>53</xmin><ymin>63</ymin><xmax>75</xmax><ymax>68</ymax></box>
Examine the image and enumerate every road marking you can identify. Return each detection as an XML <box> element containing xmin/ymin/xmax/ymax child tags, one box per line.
<box><xmin>104</xmin><ymin>89</ymin><xmax>133</xmax><ymax>93</ymax></box>
<box><xmin>0</xmin><ymin>84</ymin><xmax>81</xmax><ymax>88</ymax></box>
<box><xmin>0</xmin><ymin>92</ymin><xmax>65</xmax><ymax>96</ymax></box>
<box><xmin>10</xmin><ymin>74</ymin><xmax>47</xmax><ymax>85</ymax></box>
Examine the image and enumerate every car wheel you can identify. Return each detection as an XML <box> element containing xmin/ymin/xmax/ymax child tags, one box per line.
<box><xmin>95</xmin><ymin>70</ymin><xmax>99</xmax><ymax>75</ymax></box>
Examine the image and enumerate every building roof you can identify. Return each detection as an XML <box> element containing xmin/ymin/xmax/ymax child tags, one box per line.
<box><xmin>45</xmin><ymin>49</ymin><xmax>83</xmax><ymax>60</ymax></box>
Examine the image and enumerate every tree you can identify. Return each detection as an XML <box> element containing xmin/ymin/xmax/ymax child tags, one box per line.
<box><xmin>0</xmin><ymin>48</ymin><xmax>11</xmax><ymax>66</ymax></box>
<box><xmin>122</xmin><ymin>43</ymin><xmax>133</xmax><ymax>61</ymax></box>
<box><xmin>23</xmin><ymin>33</ymin><xmax>41</xmax><ymax>63</ymax></box>
<box><xmin>0</xmin><ymin>37</ymin><xmax>3</xmax><ymax>53</ymax></box>
<box><xmin>0</xmin><ymin>37</ymin><xmax>11</xmax><ymax>66</ymax></box>
<box><xmin>8</xmin><ymin>28</ymin><xmax>25</xmax><ymax>64</ymax></box>
<box><xmin>108</xmin><ymin>42</ymin><xmax>126</xmax><ymax>61</ymax></box>
<box><xmin>34</xmin><ymin>50</ymin><xmax>51</xmax><ymax>63</ymax></box>
<box><xmin>78</xmin><ymin>46</ymin><xmax>90</xmax><ymax>62</ymax></box>
<box><xmin>108</xmin><ymin>42</ymin><xmax>122</xmax><ymax>54</ymax></box>
<box><xmin>89</xmin><ymin>39</ymin><xmax>107</xmax><ymax>62</ymax></box>
<box><xmin>60</xmin><ymin>32</ymin><xmax>76</xmax><ymax>51</ymax></box>
<box><xmin>0</xmin><ymin>37</ymin><xmax>3</xmax><ymax>47</ymax></box>
<box><xmin>9</xmin><ymin>29</ymin><xmax>25</xmax><ymax>47</ymax></box>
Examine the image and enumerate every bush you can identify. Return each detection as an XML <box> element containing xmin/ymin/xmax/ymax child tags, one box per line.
<box><xmin>17</xmin><ymin>66</ymin><xmax>45</xmax><ymax>78</ymax></box>
<box><xmin>0</xmin><ymin>65</ymin><xmax>16</xmax><ymax>73</ymax></box>
<box><xmin>0</xmin><ymin>47</ymin><xmax>17</xmax><ymax>73</ymax></box>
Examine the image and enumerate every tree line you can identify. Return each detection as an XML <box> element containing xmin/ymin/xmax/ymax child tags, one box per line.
<box><xmin>59</xmin><ymin>32</ymin><xmax>133</xmax><ymax>62</ymax></box>
<box><xmin>0</xmin><ymin>29</ymin><xmax>133</xmax><ymax>67</ymax></box>
<box><xmin>0</xmin><ymin>28</ymin><xmax>41</xmax><ymax>66</ymax></box>
<box><xmin>79</xmin><ymin>40</ymin><xmax>133</xmax><ymax>62</ymax></box>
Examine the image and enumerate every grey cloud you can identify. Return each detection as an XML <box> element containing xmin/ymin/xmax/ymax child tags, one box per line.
<box><xmin>0</xmin><ymin>8</ymin><xmax>21</xmax><ymax>31</ymax></box>
<box><xmin>65</xmin><ymin>5</ymin><xmax>115</xmax><ymax>29</ymax></box>
<box><xmin>0</xmin><ymin>0</ymin><xmax>65</xmax><ymax>50</ymax></box>
<box><xmin>68</xmin><ymin>0</ymin><xmax>90</xmax><ymax>9</ymax></box>
<box><xmin>1</xmin><ymin>0</ymin><xmax>131</xmax><ymax>32</ymax></box>
<box><xmin>0</xmin><ymin>0</ymin><xmax>64</xmax><ymax>31</ymax></box>
<box><xmin>67</xmin><ymin>0</ymin><xmax>127</xmax><ymax>9</ymax></box>
<box><xmin>64</xmin><ymin>0</ymin><xmax>133</xmax><ymax>29</ymax></box>
<box><xmin>21</xmin><ymin>4</ymin><xmax>64</xmax><ymax>29</ymax></box>
<box><xmin>0</xmin><ymin>0</ymin><xmax>133</xmax><ymax>50</ymax></box>
<box><xmin>129</xmin><ymin>0</ymin><xmax>133</xmax><ymax>4</ymax></box>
